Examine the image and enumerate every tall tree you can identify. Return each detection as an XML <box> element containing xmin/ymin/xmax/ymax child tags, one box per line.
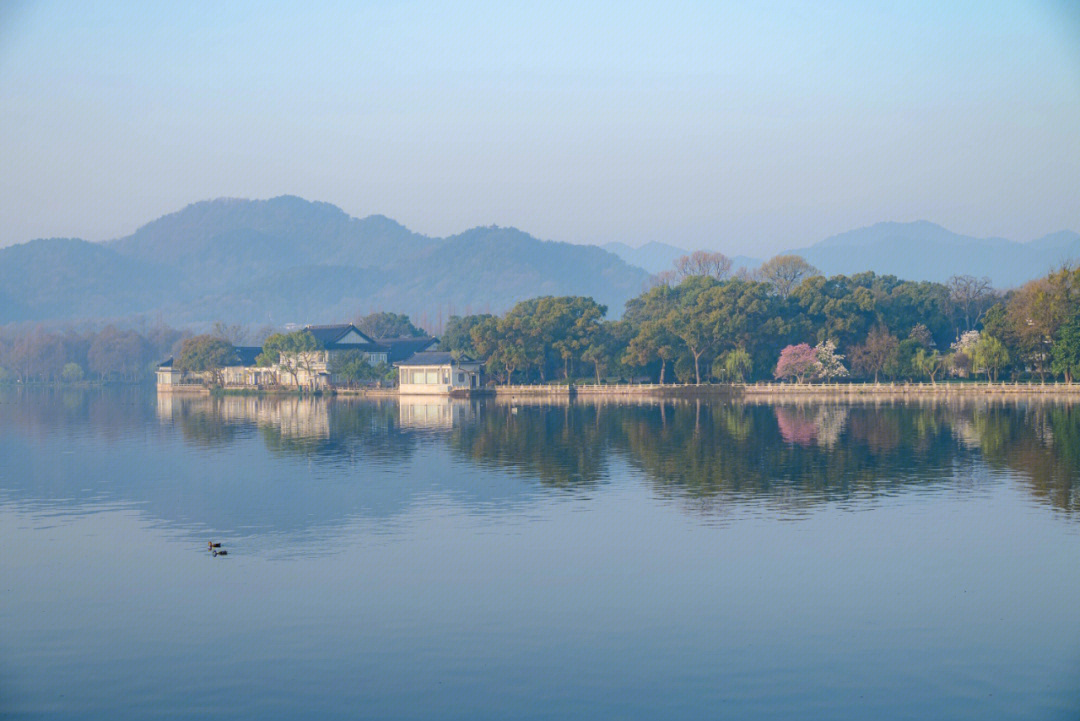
<box><xmin>355</xmin><ymin>312</ymin><xmax>426</xmax><ymax>339</ymax></box>
<box><xmin>1051</xmin><ymin>316</ymin><xmax>1080</xmax><ymax>383</ymax></box>
<box><xmin>757</xmin><ymin>255</ymin><xmax>819</xmax><ymax>298</ymax></box>
<box><xmin>972</xmin><ymin>335</ymin><xmax>1009</xmax><ymax>381</ymax></box>
<box><xmin>849</xmin><ymin>326</ymin><xmax>899</xmax><ymax>382</ymax></box>
<box><xmin>774</xmin><ymin>344</ymin><xmax>818</xmax><ymax>383</ymax></box>
<box><xmin>442</xmin><ymin>314</ymin><xmax>495</xmax><ymax>357</ymax></box>
<box><xmin>673</xmin><ymin>251</ymin><xmax>733</xmax><ymax>281</ymax></box>
<box><xmin>947</xmin><ymin>274</ymin><xmax>994</xmax><ymax>331</ymax></box>
<box><xmin>258</xmin><ymin>331</ymin><xmax>321</xmax><ymax>387</ymax></box>
<box><xmin>176</xmin><ymin>335</ymin><xmax>234</xmax><ymax>386</ymax></box>
<box><xmin>912</xmin><ymin>348</ymin><xmax>945</xmax><ymax>384</ymax></box>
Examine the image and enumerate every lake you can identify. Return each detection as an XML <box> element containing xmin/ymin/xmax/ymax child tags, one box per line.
<box><xmin>1</xmin><ymin>388</ymin><xmax>1078</xmax><ymax>719</ymax></box>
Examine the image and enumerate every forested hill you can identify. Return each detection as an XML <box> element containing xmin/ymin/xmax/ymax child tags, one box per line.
<box><xmin>0</xmin><ymin>196</ymin><xmax>651</xmax><ymax>325</ymax></box>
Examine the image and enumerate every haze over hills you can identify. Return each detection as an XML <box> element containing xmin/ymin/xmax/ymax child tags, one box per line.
<box><xmin>603</xmin><ymin>221</ymin><xmax>1078</xmax><ymax>288</ymax></box>
<box><xmin>1</xmin><ymin>197</ymin><xmax>1076</xmax><ymax>329</ymax></box>
<box><xmin>0</xmin><ymin>196</ymin><xmax>651</xmax><ymax>326</ymax></box>
<box><xmin>788</xmin><ymin>221</ymin><xmax>1080</xmax><ymax>287</ymax></box>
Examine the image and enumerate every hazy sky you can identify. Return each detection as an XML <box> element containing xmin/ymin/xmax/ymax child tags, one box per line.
<box><xmin>1</xmin><ymin>1</ymin><xmax>1078</xmax><ymax>254</ymax></box>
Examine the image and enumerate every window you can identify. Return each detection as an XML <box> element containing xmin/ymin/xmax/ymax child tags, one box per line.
<box><xmin>458</xmin><ymin>373</ymin><xmax>464</xmax><ymax>383</ymax></box>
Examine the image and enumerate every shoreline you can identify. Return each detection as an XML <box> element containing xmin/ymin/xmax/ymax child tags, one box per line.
<box><xmin>147</xmin><ymin>380</ymin><xmax>1080</xmax><ymax>404</ymax></box>
<box><xmin>493</xmin><ymin>381</ymin><xmax>1080</xmax><ymax>399</ymax></box>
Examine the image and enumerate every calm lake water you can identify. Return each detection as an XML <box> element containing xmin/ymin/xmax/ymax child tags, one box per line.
<box><xmin>1</xmin><ymin>388</ymin><xmax>1078</xmax><ymax>720</ymax></box>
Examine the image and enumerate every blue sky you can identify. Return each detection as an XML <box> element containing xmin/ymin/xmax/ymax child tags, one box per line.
<box><xmin>1</xmin><ymin>1</ymin><xmax>1077</xmax><ymax>254</ymax></box>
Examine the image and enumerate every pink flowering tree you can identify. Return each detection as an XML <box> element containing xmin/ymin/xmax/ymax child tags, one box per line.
<box><xmin>774</xmin><ymin>343</ymin><xmax>819</xmax><ymax>383</ymax></box>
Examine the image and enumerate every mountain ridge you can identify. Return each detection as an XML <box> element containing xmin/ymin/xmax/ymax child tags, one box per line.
<box><xmin>2</xmin><ymin>199</ymin><xmax>1076</xmax><ymax>327</ymax></box>
<box><xmin>0</xmin><ymin>197</ymin><xmax>651</xmax><ymax>325</ymax></box>
<box><xmin>788</xmin><ymin>221</ymin><xmax>1079</xmax><ymax>286</ymax></box>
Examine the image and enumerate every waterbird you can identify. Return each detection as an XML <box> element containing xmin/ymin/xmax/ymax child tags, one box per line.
<box><xmin>208</xmin><ymin>541</ymin><xmax>221</xmax><ymax>549</ymax></box>
<box><xmin>212</xmin><ymin>549</ymin><xmax>228</xmax><ymax>557</ymax></box>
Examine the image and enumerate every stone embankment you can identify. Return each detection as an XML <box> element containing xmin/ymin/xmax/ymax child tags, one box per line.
<box><xmin>490</xmin><ymin>381</ymin><xmax>1080</xmax><ymax>403</ymax></box>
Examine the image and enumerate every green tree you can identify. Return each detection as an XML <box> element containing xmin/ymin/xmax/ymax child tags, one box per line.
<box><xmin>972</xmin><ymin>335</ymin><xmax>1009</xmax><ymax>381</ymax></box>
<box><xmin>258</xmin><ymin>331</ymin><xmax>321</xmax><ymax>387</ymax></box>
<box><xmin>61</xmin><ymin>362</ymin><xmax>84</xmax><ymax>383</ymax></box>
<box><xmin>581</xmin><ymin>322</ymin><xmax>620</xmax><ymax>383</ymax></box>
<box><xmin>792</xmin><ymin>275</ymin><xmax>876</xmax><ymax>349</ymax></box>
<box><xmin>176</xmin><ymin>335</ymin><xmax>234</xmax><ymax>386</ymax></box>
<box><xmin>913</xmin><ymin>348</ymin><xmax>945</xmax><ymax>384</ymax></box>
<box><xmin>442</xmin><ymin>314</ymin><xmax>495</xmax><ymax>357</ymax></box>
<box><xmin>715</xmin><ymin>347</ymin><xmax>752</xmax><ymax>382</ymax></box>
<box><xmin>355</xmin><ymin>312</ymin><xmax>426</xmax><ymax>339</ymax></box>
<box><xmin>1051</xmin><ymin>316</ymin><xmax>1080</xmax><ymax>383</ymax></box>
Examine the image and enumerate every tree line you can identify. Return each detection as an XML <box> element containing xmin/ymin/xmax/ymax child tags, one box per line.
<box><xmin>439</xmin><ymin>254</ymin><xmax>1080</xmax><ymax>384</ymax></box>
<box><xmin>0</xmin><ymin>312</ymin><xmax>425</xmax><ymax>385</ymax></box>
<box><xmin>3</xmin><ymin>257</ymin><xmax>1079</xmax><ymax>385</ymax></box>
<box><xmin>0</xmin><ymin>323</ymin><xmax>188</xmax><ymax>384</ymax></box>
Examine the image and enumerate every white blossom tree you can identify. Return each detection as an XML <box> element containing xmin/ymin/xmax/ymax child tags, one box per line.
<box><xmin>814</xmin><ymin>340</ymin><xmax>848</xmax><ymax>381</ymax></box>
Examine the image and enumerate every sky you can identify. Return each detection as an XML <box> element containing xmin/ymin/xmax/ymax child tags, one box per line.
<box><xmin>1</xmin><ymin>1</ymin><xmax>1078</xmax><ymax>255</ymax></box>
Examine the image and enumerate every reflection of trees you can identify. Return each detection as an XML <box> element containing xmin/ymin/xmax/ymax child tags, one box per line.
<box><xmin>0</xmin><ymin>386</ymin><xmax>154</xmax><ymax>443</ymax></box>
<box><xmin>449</xmin><ymin>404</ymin><xmax>610</xmax><ymax>489</ymax></box>
<box><xmin>445</xmin><ymin>399</ymin><xmax>1080</xmax><ymax>517</ymax></box>
<box><xmin>158</xmin><ymin>394</ymin><xmax>1080</xmax><ymax>515</ymax></box>
<box><xmin>6</xmin><ymin>388</ymin><xmax>1079</xmax><ymax>521</ymax></box>
<box><xmin>969</xmin><ymin>404</ymin><xmax>1080</xmax><ymax>513</ymax></box>
<box><xmin>614</xmin><ymin>404</ymin><xmax>972</xmax><ymax>509</ymax></box>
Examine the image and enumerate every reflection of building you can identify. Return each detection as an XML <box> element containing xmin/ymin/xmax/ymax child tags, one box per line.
<box><xmin>398</xmin><ymin>397</ymin><xmax>473</xmax><ymax>428</ymax></box>
<box><xmin>157</xmin><ymin>394</ymin><xmax>331</xmax><ymax>439</ymax></box>
<box><xmin>395</xmin><ymin>352</ymin><xmax>482</xmax><ymax>395</ymax></box>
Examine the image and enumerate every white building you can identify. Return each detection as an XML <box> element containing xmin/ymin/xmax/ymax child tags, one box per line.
<box><xmin>395</xmin><ymin>352</ymin><xmax>483</xmax><ymax>395</ymax></box>
<box><xmin>156</xmin><ymin>323</ymin><xmax>440</xmax><ymax>391</ymax></box>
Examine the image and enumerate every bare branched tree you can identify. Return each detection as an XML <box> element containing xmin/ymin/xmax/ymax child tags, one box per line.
<box><xmin>211</xmin><ymin>320</ymin><xmax>247</xmax><ymax>346</ymax></box>
<box><xmin>673</xmin><ymin>250</ymin><xmax>733</xmax><ymax>281</ymax></box>
<box><xmin>757</xmin><ymin>255</ymin><xmax>819</xmax><ymax>297</ymax></box>
<box><xmin>946</xmin><ymin>275</ymin><xmax>994</xmax><ymax>331</ymax></box>
<box><xmin>648</xmin><ymin>269</ymin><xmax>680</xmax><ymax>288</ymax></box>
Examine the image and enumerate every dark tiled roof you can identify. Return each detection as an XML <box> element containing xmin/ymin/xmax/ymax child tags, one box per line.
<box><xmin>302</xmin><ymin>324</ymin><xmax>377</xmax><ymax>347</ymax></box>
<box><xmin>230</xmin><ymin>346</ymin><xmax>263</xmax><ymax>367</ymax></box>
<box><xmin>327</xmin><ymin>341</ymin><xmax>387</xmax><ymax>352</ymax></box>
<box><xmin>395</xmin><ymin>351</ymin><xmax>475</xmax><ymax>367</ymax></box>
<box><xmin>381</xmin><ymin>336</ymin><xmax>438</xmax><ymax>363</ymax></box>
<box><xmin>157</xmin><ymin>346</ymin><xmax>261</xmax><ymax>369</ymax></box>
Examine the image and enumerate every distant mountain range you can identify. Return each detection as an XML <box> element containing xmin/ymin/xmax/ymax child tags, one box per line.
<box><xmin>1</xmin><ymin>197</ymin><xmax>1075</xmax><ymax>327</ymax></box>
<box><xmin>602</xmin><ymin>221</ymin><xmax>1079</xmax><ymax>288</ymax></box>
<box><xmin>0</xmin><ymin>196</ymin><xmax>651</xmax><ymax>326</ymax></box>
<box><xmin>787</xmin><ymin>221</ymin><xmax>1080</xmax><ymax>287</ymax></box>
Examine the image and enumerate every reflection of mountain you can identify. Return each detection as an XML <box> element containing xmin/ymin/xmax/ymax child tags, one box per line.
<box><xmin>1</xmin><ymin>390</ymin><xmax>1076</xmax><ymax>547</ymax></box>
